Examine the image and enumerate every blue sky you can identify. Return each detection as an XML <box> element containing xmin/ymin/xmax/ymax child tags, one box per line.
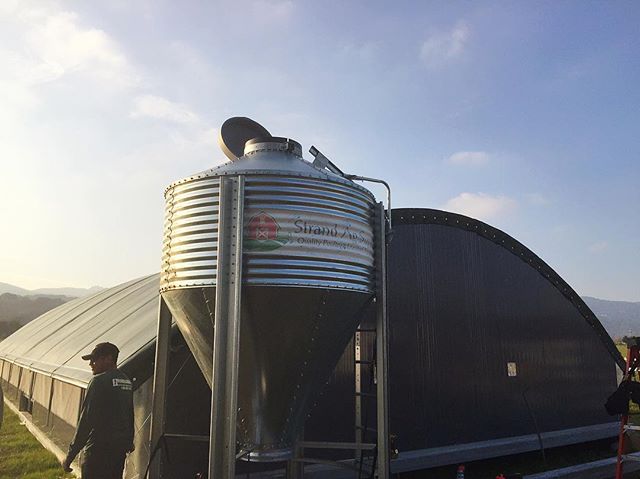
<box><xmin>0</xmin><ymin>1</ymin><xmax>638</xmax><ymax>301</ymax></box>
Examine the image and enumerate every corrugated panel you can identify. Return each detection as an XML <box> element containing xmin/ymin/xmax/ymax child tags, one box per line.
<box><xmin>161</xmin><ymin>175</ymin><xmax>375</xmax><ymax>292</ymax></box>
<box><xmin>0</xmin><ymin>274</ymin><xmax>159</xmax><ymax>386</ymax></box>
<box><xmin>385</xmin><ymin>209</ymin><xmax>619</xmax><ymax>450</ymax></box>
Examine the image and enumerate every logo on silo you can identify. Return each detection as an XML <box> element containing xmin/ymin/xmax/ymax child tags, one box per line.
<box><xmin>245</xmin><ymin>212</ymin><xmax>289</xmax><ymax>251</ymax></box>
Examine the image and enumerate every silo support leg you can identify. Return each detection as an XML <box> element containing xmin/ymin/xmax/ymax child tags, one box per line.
<box><xmin>375</xmin><ymin>203</ymin><xmax>390</xmax><ymax>479</ymax></box>
<box><xmin>148</xmin><ymin>296</ymin><xmax>173</xmax><ymax>479</ymax></box>
<box><xmin>209</xmin><ymin>176</ymin><xmax>245</xmax><ymax>479</ymax></box>
<box><xmin>286</xmin><ymin>427</ymin><xmax>305</xmax><ymax>479</ymax></box>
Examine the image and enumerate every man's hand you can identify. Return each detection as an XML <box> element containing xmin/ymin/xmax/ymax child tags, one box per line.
<box><xmin>61</xmin><ymin>456</ymin><xmax>73</xmax><ymax>473</ymax></box>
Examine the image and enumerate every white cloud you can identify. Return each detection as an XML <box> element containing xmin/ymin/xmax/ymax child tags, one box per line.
<box><xmin>447</xmin><ymin>151</ymin><xmax>489</xmax><ymax>166</ymax></box>
<box><xmin>588</xmin><ymin>241</ymin><xmax>608</xmax><ymax>253</ymax></box>
<box><xmin>443</xmin><ymin>192</ymin><xmax>517</xmax><ymax>221</ymax></box>
<box><xmin>420</xmin><ymin>21</ymin><xmax>469</xmax><ymax>68</ymax></box>
<box><xmin>0</xmin><ymin>2</ymin><xmax>139</xmax><ymax>131</ymax></box>
<box><xmin>131</xmin><ymin>95</ymin><xmax>200</xmax><ymax>124</ymax></box>
<box><xmin>12</xmin><ymin>8</ymin><xmax>137</xmax><ymax>89</ymax></box>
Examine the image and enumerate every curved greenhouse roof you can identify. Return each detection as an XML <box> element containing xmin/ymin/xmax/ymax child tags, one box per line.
<box><xmin>0</xmin><ymin>274</ymin><xmax>159</xmax><ymax>386</ymax></box>
<box><xmin>0</xmin><ymin>208</ymin><xmax>623</xmax><ymax>476</ymax></box>
<box><xmin>391</xmin><ymin>208</ymin><xmax>625</xmax><ymax>369</ymax></box>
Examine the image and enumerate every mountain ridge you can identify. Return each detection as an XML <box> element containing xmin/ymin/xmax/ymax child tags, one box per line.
<box><xmin>582</xmin><ymin>296</ymin><xmax>640</xmax><ymax>340</ymax></box>
<box><xmin>0</xmin><ymin>281</ymin><xmax>104</xmax><ymax>298</ymax></box>
<box><xmin>0</xmin><ymin>280</ymin><xmax>638</xmax><ymax>342</ymax></box>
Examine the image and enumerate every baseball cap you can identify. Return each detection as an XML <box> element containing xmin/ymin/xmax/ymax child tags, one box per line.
<box><xmin>81</xmin><ymin>342</ymin><xmax>120</xmax><ymax>361</ymax></box>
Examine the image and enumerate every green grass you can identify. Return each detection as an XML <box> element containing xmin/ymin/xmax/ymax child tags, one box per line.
<box><xmin>0</xmin><ymin>406</ymin><xmax>75</xmax><ymax>479</ymax></box>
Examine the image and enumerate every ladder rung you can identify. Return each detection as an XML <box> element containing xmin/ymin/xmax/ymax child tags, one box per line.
<box><xmin>356</xmin><ymin>328</ymin><xmax>376</xmax><ymax>333</ymax></box>
<box><xmin>622</xmin><ymin>454</ymin><xmax>640</xmax><ymax>462</ymax></box>
<box><xmin>355</xmin><ymin>360</ymin><xmax>374</xmax><ymax>365</ymax></box>
<box><xmin>356</xmin><ymin>425</ymin><xmax>377</xmax><ymax>433</ymax></box>
<box><xmin>625</xmin><ymin>425</ymin><xmax>640</xmax><ymax>431</ymax></box>
<box><xmin>355</xmin><ymin>392</ymin><xmax>376</xmax><ymax>398</ymax></box>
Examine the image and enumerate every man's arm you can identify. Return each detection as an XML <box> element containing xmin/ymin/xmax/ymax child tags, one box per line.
<box><xmin>64</xmin><ymin>379</ymin><xmax>96</xmax><ymax>468</ymax></box>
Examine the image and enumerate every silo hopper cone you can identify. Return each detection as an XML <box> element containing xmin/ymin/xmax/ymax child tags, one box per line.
<box><xmin>162</xmin><ymin>286</ymin><xmax>372</xmax><ymax>461</ymax></box>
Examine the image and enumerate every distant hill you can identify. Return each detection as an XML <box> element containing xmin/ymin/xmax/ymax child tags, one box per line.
<box><xmin>0</xmin><ymin>282</ymin><xmax>29</xmax><ymax>296</ymax></box>
<box><xmin>0</xmin><ymin>281</ymin><xmax>104</xmax><ymax>340</ymax></box>
<box><xmin>31</xmin><ymin>285</ymin><xmax>104</xmax><ymax>297</ymax></box>
<box><xmin>0</xmin><ymin>281</ymin><xmax>103</xmax><ymax>298</ymax></box>
<box><xmin>0</xmin><ymin>279</ymin><xmax>637</xmax><ymax>343</ymax></box>
<box><xmin>583</xmin><ymin>296</ymin><xmax>640</xmax><ymax>340</ymax></box>
<box><xmin>0</xmin><ymin>293</ymin><xmax>74</xmax><ymax>339</ymax></box>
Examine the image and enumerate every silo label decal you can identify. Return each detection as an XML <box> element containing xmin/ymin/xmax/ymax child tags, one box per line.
<box><xmin>245</xmin><ymin>212</ymin><xmax>290</xmax><ymax>251</ymax></box>
<box><xmin>244</xmin><ymin>209</ymin><xmax>373</xmax><ymax>265</ymax></box>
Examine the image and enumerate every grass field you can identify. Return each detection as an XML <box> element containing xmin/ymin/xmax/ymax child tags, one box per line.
<box><xmin>0</xmin><ymin>405</ymin><xmax>75</xmax><ymax>479</ymax></box>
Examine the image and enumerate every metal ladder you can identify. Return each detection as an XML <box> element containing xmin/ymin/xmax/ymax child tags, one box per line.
<box><xmin>355</xmin><ymin>323</ymin><xmax>378</xmax><ymax>476</ymax></box>
<box><xmin>615</xmin><ymin>337</ymin><xmax>640</xmax><ymax>478</ymax></box>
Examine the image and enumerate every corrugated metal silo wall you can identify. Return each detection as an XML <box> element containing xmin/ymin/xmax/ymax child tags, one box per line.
<box><xmin>306</xmin><ymin>208</ymin><xmax>619</xmax><ymax>453</ymax></box>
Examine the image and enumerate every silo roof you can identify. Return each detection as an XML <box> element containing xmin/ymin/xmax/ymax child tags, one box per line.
<box><xmin>0</xmin><ymin>274</ymin><xmax>160</xmax><ymax>387</ymax></box>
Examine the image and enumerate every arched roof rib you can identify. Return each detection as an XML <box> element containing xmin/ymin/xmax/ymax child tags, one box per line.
<box><xmin>0</xmin><ymin>274</ymin><xmax>160</xmax><ymax>386</ymax></box>
<box><xmin>392</xmin><ymin>208</ymin><xmax>625</xmax><ymax>370</ymax></box>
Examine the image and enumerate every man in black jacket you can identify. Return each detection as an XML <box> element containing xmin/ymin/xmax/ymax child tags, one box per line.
<box><xmin>62</xmin><ymin>342</ymin><xmax>134</xmax><ymax>479</ymax></box>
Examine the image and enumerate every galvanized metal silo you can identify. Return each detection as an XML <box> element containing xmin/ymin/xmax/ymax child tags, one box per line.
<box><xmin>158</xmin><ymin>118</ymin><xmax>380</xmax><ymax>468</ymax></box>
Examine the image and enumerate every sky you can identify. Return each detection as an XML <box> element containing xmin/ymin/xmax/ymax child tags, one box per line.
<box><xmin>0</xmin><ymin>1</ymin><xmax>638</xmax><ymax>301</ymax></box>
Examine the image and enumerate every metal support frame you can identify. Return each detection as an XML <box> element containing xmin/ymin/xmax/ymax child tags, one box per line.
<box><xmin>286</xmin><ymin>427</ymin><xmax>305</xmax><ymax>478</ymax></box>
<box><xmin>208</xmin><ymin>175</ymin><xmax>245</xmax><ymax>479</ymax></box>
<box><xmin>374</xmin><ymin>202</ymin><xmax>390</xmax><ymax>479</ymax></box>
<box><xmin>286</xmin><ymin>202</ymin><xmax>390</xmax><ymax>479</ymax></box>
<box><xmin>148</xmin><ymin>295</ymin><xmax>173</xmax><ymax>478</ymax></box>
<box><xmin>354</xmin><ymin>328</ymin><xmax>364</xmax><ymax>469</ymax></box>
<box><xmin>46</xmin><ymin>376</ymin><xmax>54</xmax><ymax>426</ymax></box>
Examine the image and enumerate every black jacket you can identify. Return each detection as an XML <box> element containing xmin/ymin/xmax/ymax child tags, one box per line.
<box><xmin>67</xmin><ymin>368</ymin><xmax>134</xmax><ymax>461</ymax></box>
<box><xmin>605</xmin><ymin>380</ymin><xmax>640</xmax><ymax>416</ymax></box>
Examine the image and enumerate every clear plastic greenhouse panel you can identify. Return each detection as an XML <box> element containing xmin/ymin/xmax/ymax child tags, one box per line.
<box><xmin>160</xmin><ymin>117</ymin><xmax>376</xmax><ymax>461</ymax></box>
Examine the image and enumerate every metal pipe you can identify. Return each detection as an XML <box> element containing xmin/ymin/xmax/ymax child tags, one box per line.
<box><xmin>163</xmin><ymin>433</ymin><xmax>209</xmax><ymax>442</ymax></box>
<box><xmin>297</xmin><ymin>441</ymin><xmax>376</xmax><ymax>450</ymax></box>
<box><xmin>355</xmin><ymin>328</ymin><xmax>364</xmax><ymax>469</ymax></box>
<box><xmin>345</xmin><ymin>175</ymin><xmax>392</xmax><ymax>229</ymax></box>
<box><xmin>286</xmin><ymin>427</ymin><xmax>304</xmax><ymax>479</ymax></box>
<box><xmin>374</xmin><ymin>202</ymin><xmax>391</xmax><ymax>479</ymax></box>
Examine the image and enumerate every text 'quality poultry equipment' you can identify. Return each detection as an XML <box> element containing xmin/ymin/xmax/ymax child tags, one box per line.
<box><xmin>150</xmin><ymin>117</ymin><xmax>390</xmax><ymax>478</ymax></box>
